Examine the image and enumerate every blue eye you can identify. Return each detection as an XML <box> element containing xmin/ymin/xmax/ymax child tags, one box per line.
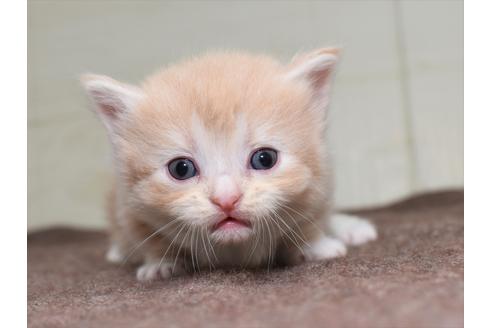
<box><xmin>250</xmin><ymin>148</ymin><xmax>278</xmax><ymax>170</ymax></box>
<box><xmin>168</xmin><ymin>158</ymin><xmax>197</xmax><ymax>180</ymax></box>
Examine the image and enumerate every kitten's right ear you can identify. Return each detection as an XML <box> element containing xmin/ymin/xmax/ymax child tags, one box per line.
<box><xmin>285</xmin><ymin>48</ymin><xmax>341</xmax><ymax>118</ymax></box>
<box><xmin>81</xmin><ymin>74</ymin><xmax>144</xmax><ymax>134</ymax></box>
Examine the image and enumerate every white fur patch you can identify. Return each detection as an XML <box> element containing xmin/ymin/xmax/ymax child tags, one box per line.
<box><xmin>213</xmin><ymin>174</ymin><xmax>240</xmax><ymax>202</ymax></box>
<box><xmin>136</xmin><ymin>261</ymin><xmax>184</xmax><ymax>282</ymax></box>
<box><xmin>329</xmin><ymin>214</ymin><xmax>378</xmax><ymax>246</ymax></box>
<box><xmin>303</xmin><ymin>235</ymin><xmax>347</xmax><ymax>261</ymax></box>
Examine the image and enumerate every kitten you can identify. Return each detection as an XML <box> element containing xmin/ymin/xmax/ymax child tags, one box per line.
<box><xmin>82</xmin><ymin>48</ymin><xmax>377</xmax><ymax>281</ymax></box>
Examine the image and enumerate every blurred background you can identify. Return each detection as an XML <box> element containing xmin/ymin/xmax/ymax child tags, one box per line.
<box><xmin>28</xmin><ymin>0</ymin><xmax>463</xmax><ymax>230</ymax></box>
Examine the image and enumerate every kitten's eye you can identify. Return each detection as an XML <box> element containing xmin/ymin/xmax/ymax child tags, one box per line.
<box><xmin>168</xmin><ymin>158</ymin><xmax>197</xmax><ymax>180</ymax></box>
<box><xmin>250</xmin><ymin>148</ymin><xmax>278</xmax><ymax>170</ymax></box>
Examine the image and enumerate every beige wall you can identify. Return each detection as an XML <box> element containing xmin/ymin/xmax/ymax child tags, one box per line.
<box><xmin>28</xmin><ymin>1</ymin><xmax>463</xmax><ymax>229</ymax></box>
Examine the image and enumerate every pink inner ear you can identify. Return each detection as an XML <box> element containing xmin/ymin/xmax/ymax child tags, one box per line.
<box><xmin>308</xmin><ymin>68</ymin><xmax>332</xmax><ymax>92</ymax></box>
<box><xmin>100</xmin><ymin>103</ymin><xmax>120</xmax><ymax>119</ymax></box>
<box><xmin>288</xmin><ymin>53</ymin><xmax>338</xmax><ymax>101</ymax></box>
<box><xmin>90</xmin><ymin>88</ymin><xmax>124</xmax><ymax>120</ymax></box>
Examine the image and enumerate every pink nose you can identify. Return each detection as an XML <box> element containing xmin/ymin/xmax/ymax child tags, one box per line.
<box><xmin>211</xmin><ymin>193</ymin><xmax>242</xmax><ymax>213</ymax></box>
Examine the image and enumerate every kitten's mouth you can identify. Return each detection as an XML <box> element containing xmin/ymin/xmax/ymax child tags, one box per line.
<box><xmin>213</xmin><ymin>217</ymin><xmax>251</xmax><ymax>231</ymax></box>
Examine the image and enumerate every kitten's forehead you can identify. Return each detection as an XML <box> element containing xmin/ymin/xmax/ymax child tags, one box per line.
<box><xmin>143</xmin><ymin>52</ymin><xmax>286</xmax><ymax>119</ymax></box>
<box><xmin>189</xmin><ymin>112</ymin><xmax>250</xmax><ymax>177</ymax></box>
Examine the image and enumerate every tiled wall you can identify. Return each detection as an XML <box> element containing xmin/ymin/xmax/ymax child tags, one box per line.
<box><xmin>28</xmin><ymin>1</ymin><xmax>463</xmax><ymax>229</ymax></box>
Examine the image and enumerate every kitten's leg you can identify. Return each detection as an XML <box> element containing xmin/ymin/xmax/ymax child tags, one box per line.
<box><xmin>133</xmin><ymin>229</ymin><xmax>186</xmax><ymax>281</ymax></box>
<box><xmin>106</xmin><ymin>243</ymin><xmax>125</xmax><ymax>264</ymax></box>
<box><xmin>329</xmin><ymin>213</ymin><xmax>377</xmax><ymax>246</ymax></box>
<box><xmin>105</xmin><ymin>187</ymin><xmax>136</xmax><ymax>264</ymax></box>
<box><xmin>136</xmin><ymin>257</ymin><xmax>185</xmax><ymax>282</ymax></box>
<box><xmin>302</xmin><ymin>234</ymin><xmax>347</xmax><ymax>262</ymax></box>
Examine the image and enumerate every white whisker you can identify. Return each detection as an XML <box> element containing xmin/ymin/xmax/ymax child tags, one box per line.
<box><xmin>158</xmin><ymin>222</ymin><xmax>187</xmax><ymax>270</ymax></box>
<box><xmin>200</xmin><ymin>227</ymin><xmax>214</xmax><ymax>271</ymax></box>
<box><xmin>206</xmin><ymin>230</ymin><xmax>218</xmax><ymax>262</ymax></box>
<box><xmin>280</xmin><ymin>207</ymin><xmax>310</xmax><ymax>246</ymax></box>
<box><xmin>122</xmin><ymin>218</ymin><xmax>180</xmax><ymax>265</ymax></box>
<box><xmin>270</xmin><ymin>210</ymin><xmax>305</xmax><ymax>256</ymax></box>
<box><xmin>243</xmin><ymin>215</ymin><xmax>262</xmax><ymax>268</ymax></box>
<box><xmin>282</xmin><ymin>203</ymin><xmax>324</xmax><ymax>234</ymax></box>
<box><xmin>273</xmin><ymin>208</ymin><xmax>310</xmax><ymax>249</ymax></box>
<box><xmin>172</xmin><ymin>226</ymin><xmax>191</xmax><ymax>275</ymax></box>
<box><xmin>263</xmin><ymin>215</ymin><xmax>274</xmax><ymax>271</ymax></box>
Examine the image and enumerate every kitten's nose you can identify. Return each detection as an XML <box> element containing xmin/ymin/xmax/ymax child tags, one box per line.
<box><xmin>211</xmin><ymin>175</ymin><xmax>242</xmax><ymax>213</ymax></box>
<box><xmin>211</xmin><ymin>193</ymin><xmax>241</xmax><ymax>213</ymax></box>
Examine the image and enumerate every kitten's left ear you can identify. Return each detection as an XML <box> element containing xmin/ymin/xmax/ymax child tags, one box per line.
<box><xmin>285</xmin><ymin>47</ymin><xmax>341</xmax><ymax>113</ymax></box>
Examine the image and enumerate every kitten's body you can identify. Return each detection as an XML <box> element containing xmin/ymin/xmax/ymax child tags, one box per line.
<box><xmin>83</xmin><ymin>49</ymin><xmax>377</xmax><ymax>281</ymax></box>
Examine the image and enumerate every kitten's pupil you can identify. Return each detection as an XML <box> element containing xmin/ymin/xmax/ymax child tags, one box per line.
<box><xmin>175</xmin><ymin>161</ymin><xmax>189</xmax><ymax>177</ymax></box>
<box><xmin>258</xmin><ymin>152</ymin><xmax>273</xmax><ymax>167</ymax></box>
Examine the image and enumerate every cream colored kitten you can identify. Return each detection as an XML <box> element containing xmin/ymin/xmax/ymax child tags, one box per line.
<box><xmin>82</xmin><ymin>48</ymin><xmax>377</xmax><ymax>281</ymax></box>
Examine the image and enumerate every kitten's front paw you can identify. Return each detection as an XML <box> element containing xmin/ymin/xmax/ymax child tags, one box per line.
<box><xmin>136</xmin><ymin>261</ymin><xmax>184</xmax><ymax>282</ymax></box>
<box><xmin>330</xmin><ymin>214</ymin><xmax>377</xmax><ymax>246</ymax></box>
<box><xmin>303</xmin><ymin>236</ymin><xmax>347</xmax><ymax>262</ymax></box>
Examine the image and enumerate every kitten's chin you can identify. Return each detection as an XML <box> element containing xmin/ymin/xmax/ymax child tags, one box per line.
<box><xmin>210</xmin><ymin>217</ymin><xmax>253</xmax><ymax>244</ymax></box>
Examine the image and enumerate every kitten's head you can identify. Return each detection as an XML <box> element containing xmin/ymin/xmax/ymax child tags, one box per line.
<box><xmin>82</xmin><ymin>49</ymin><xmax>339</xmax><ymax>245</ymax></box>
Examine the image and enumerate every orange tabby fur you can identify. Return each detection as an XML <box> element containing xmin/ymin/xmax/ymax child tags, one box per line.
<box><xmin>83</xmin><ymin>48</ymin><xmax>377</xmax><ymax>281</ymax></box>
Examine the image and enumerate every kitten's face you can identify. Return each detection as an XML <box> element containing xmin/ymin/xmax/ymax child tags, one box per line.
<box><xmin>83</xmin><ymin>50</ymin><xmax>338</xmax><ymax>245</ymax></box>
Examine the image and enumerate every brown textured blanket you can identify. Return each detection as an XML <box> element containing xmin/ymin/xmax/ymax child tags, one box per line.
<box><xmin>28</xmin><ymin>191</ymin><xmax>464</xmax><ymax>328</ymax></box>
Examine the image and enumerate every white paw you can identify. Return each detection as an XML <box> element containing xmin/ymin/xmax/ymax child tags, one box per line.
<box><xmin>303</xmin><ymin>236</ymin><xmax>347</xmax><ymax>261</ymax></box>
<box><xmin>106</xmin><ymin>244</ymin><xmax>125</xmax><ymax>264</ymax></box>
<box><xmin>330</xmin><ymin>214</ymin><xmax>377</xmax><ymax>246</ymax></box>
<box><xmin>136</xmin><ymin>261</ymin><xmax>183</xmax><ymax>282</ymax></box>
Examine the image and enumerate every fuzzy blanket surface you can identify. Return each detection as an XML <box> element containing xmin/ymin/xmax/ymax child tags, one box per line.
<box><xmin>28</xmin><ymin>191</ymin><xmax>464</xmax><ymax>328</ymax></box>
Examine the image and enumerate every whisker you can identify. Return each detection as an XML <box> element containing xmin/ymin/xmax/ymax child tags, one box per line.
<box><xmin>122</xmin><ymin>218</ymin><xmax>180</xmax><ymax>265</ymax></box>
<box><xmin>282</xmin><ymin>204</ymin><xmax>325</xmax><ymax>234</ymax></box>
<box><xmin>270</xmin><ymin>210</ymin><xmax>305</xmax><ymax>256</ymax></box>
<box><xmin>200</xmin><ymin>227</ymin><xmax>214</xmax><ymax>271</ymax></box>
<box><xmin>172</xmin><ymin>226</ymin><xmax>191</xmax><ymax>275</ymax></box>
<box><xmin>158</xmin><ymin>222</ymin><xmax>187</xmax><ymax>270</ymax></box>
<box><xmin>194</xmin><ymin>228</ymin><xmax>201</xmax><ymax>274</ymax></box>
<box><xmin>279</xmin><ymin>207</ymin><xmax>310</xmax><ymax>245</ymax></box>
<box><xmin>206</xmin><ymin>229</ymin><xmax>218</xmax><ymax>262</ymax></box>
<box><xmin>263</xmin><ymin>215</ymin><xmax>273</xmax><ymax>271</ymax></box>
<box><xmin>190</xmin><ymin>228</ymin><xmax>195</xmax><ymax>273</ymax></box>
<box><xmin>273</xmin><ymin>208</ymin><xmax>310</xmax><ymax>249</ymax></box>
<box><xmin>190</xmin><ymin>228</ymin><xmax>198</xmax><ymax>273</ymax></box>
<box><xmin>243</xmin><ymin>215</ymin><xmax>261</xmax><ymax>268</ymax></box>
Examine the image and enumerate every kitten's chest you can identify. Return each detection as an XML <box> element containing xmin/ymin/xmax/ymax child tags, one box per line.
<box><xmin>192</xmin><ymin>239</ymin><xmax>273</xmax><ymax>270</ymax></box>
